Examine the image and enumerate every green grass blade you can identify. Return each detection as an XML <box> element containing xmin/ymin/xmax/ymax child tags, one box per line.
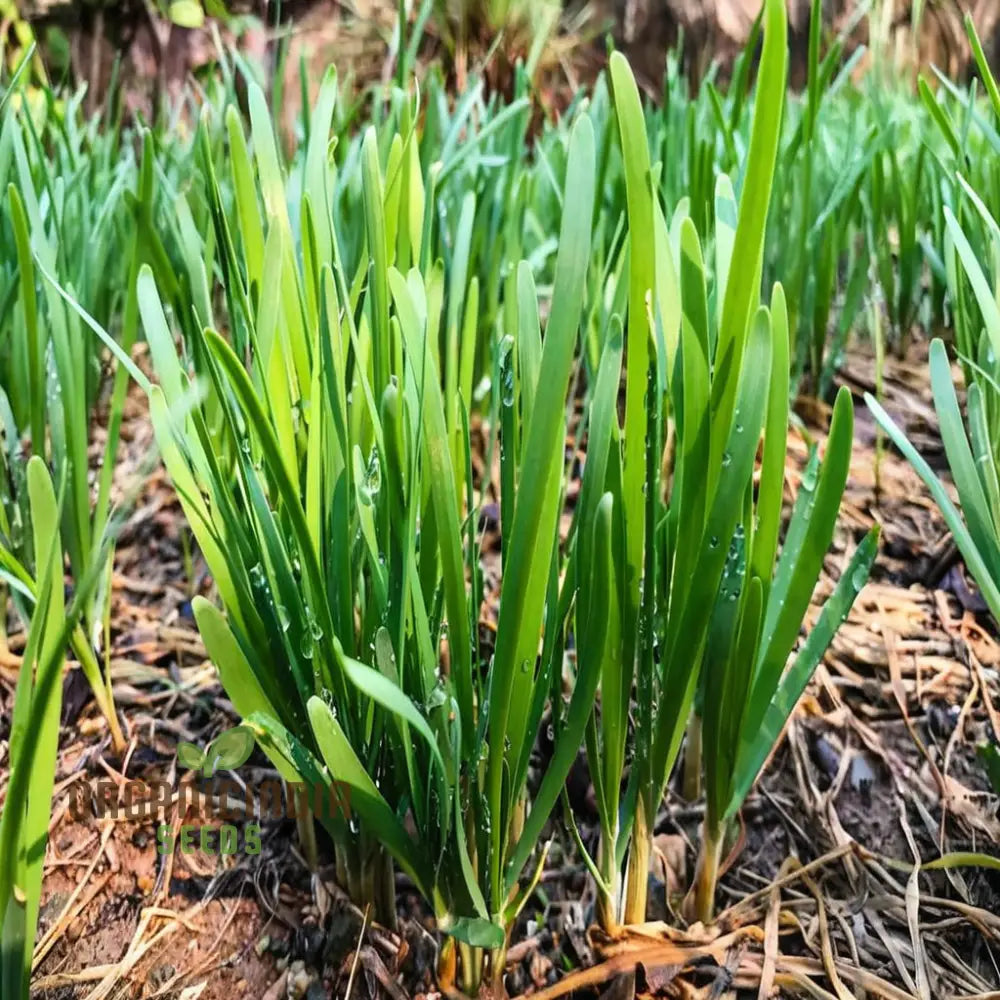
<box><xmin>728</xmin><ymin>527</ymin><xmax>878</xmax><ymax>817</ymax></box>
<box><xmin>485</xmin><ymin>114</ymin><xmax>595</xmax><ymax>903</ymax></box>
<box><xmin>609</xmin><ymin>51</ymin><xmax>653</xmax><ymax>675</ymax></box>
<box><xmin>306</xmin><ymin>697</ymin><xmax>432</xmax><ymax>897</ymax></box>
<box><xmin>868</xmin><ymin>386</ymin><xmax>1000</xmax><ymax>620</ymax></box>
<box><xmin>712</xmin><ymin>0</ymin><xmax>787</xmax><ymax>475</ymax></box>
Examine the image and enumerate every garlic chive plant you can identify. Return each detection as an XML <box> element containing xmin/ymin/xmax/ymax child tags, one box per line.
<box><xmin>0</xmin><ymin>82</ymin><xmax>140</xmax><ymax>752</ymax></box>
<box><xmin>121</xmin><ymin>5</ymin><xmax>875</xmax><ymax>960</ymax></box>
<box><xmin>869</xmin><ymin>15</ymin><xmax>1000</xmax><ymax>627</ymax></box>
<box><xmin>578</xmin><ymin>0</ymin><xmax>877</xmax><ymax>929</ymax></box>
<box><xmin>120</xmin><ymin>70</ymin><xmax>610</xmax><ymax>992</ymax></box>
<box><xmin>0</xmin><ymin>459</ymin><xmax>65</xmax><ymax>999</ymax></box>
<box><xmin>17</xmin><ymin>9</ymin><xmax>1000</xmax><ymax>999</ymax></box>
<box><xmin>0</xmin><ymin>459</ymin><xmax>112</xmax><ymax>999</ymax></box>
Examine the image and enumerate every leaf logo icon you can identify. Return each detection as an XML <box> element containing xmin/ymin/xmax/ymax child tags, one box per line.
<box><xmin>177</xmin><ymin>741</ymin><xmax>207</xmax><ymax>772</ymax></box>
<box><xmin>203</xmin><ymin>726</ymin><xmax>256</xmax><ymax>776</ymax></box>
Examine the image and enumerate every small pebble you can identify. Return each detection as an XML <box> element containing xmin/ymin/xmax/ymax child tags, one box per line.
<box><xmin>928</xmin><ymin>701</ymin><xmax>960</xmax><ymax>739</ymax></box>
<box><xmin>286</xmin><ymin>960</ymin><xmax>314</xmax><ymax>999</ymax></box>
<box><xmin>849</xmin><ymin>753</ymin><xmax>876</xmax><ymax>795</ymax></box>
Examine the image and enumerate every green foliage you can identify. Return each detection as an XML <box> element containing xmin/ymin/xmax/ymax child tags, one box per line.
<box><xmin>867</xmin><ymin>21</ymin><xmax>1000</xmax><ymax>826</ymax></box>
<box><xmin>62</xmin><ymin>4</ymin><xmax>874</xmax><ymax>965</ymax></box>
<box><xmin>869</xmin><ymin>340</ymin><xmax>1000</xmax><ymax>623</ymax></box>
<box><xmin>20</xmin><ymin>1</ymin><xmax>991</xmax><ymax>983</ymax></box>
<box><xmin>576</xmin><ymin>4</ymin><xmax>875</xmax><ymax>927</ymax></box>
<box><xmin>177</xmin><ymin>726</ymin><xmax>256</xmax><ymax>775</ymax></box>
<box><xmin>0</xmin><ymin>77</ymin><xmax>144</xmax><ymax>750</ymax></box>
<box><xmin>0</xmin><ymin>459</ymin><xmax>110</xmax><ymax>1000</ymax></box>
<box><xmin>870</xmin><ymin>16</ymin><xmax>1000</xmax><ymax>631</ymax></box>
<box><xmin>88</xmin><ymin>66</ymin><xmax>615</xmax><ymax>990</ymax></box>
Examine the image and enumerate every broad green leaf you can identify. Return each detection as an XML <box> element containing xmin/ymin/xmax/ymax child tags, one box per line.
<box><xmin>206</xmin><ymin>726</ymin><xmax>257</xmax><ymax>773</ymax></box>
<box><xmin>712</xmin><ymin>0</ymin><xmax>787</xmax><ymax>477</ymax></box>
<box><xmin>751</xmin><ymin>282</ymin><xmax>790</xmax><ymax>593</ymax></box>
<box><xmin>177</xmin><ymin>743</ymin><xmax>207</xmax><ymax>771</ymax></box>
<box><xmin>306</xmin><ymin>698</ymin><xmax>431</xmax><ymax>897</ymax></box>
<box><xmin>609</xmin><ymin>50</ymin><xmax>653</xmax><ymax>676</ymax></box>
<box><xmin>713</xmin><ymin>174</ymin><xmax>738</xmax><ymax>327</ymax></box>
<box><xmin>445</xmin><ymin>916</ymin><xmax>505</xmax><ymax>949</ymax></box>
<box><xmin>0</xmin><ymin>459</ymin><xmax>67</xmax><ymax>993</ymax></box>
<box><xmin>168</xmin><ymin>0</ymin><xmax>204</xmax><ymax>27</ymax></box>
<box><xmin>340</xmin><ymin>654</ymin><xmax>447</xmax><ymax>781</ymax></box>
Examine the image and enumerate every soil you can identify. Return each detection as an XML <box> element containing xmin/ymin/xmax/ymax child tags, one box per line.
<box><xmin>5</xmin><ymin>334</ymin><xmax>1000</xmax><ymax>998</ymax></box>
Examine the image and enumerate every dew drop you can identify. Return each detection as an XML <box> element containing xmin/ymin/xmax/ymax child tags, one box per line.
<box><xmin>502</xmin><ymin>366</ymin><xmax>515</xmax><ymax>408</ymax></box>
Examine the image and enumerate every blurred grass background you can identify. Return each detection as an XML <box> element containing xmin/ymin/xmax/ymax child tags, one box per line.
<box><xmin>4</xmin><ymin>1</ymin><xmax>1000</xmax><ymax>130</ymax></box>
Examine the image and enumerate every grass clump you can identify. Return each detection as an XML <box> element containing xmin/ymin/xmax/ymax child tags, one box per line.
<box><xmin>120</xmin><ymin>0</ymin><xmax>873</xmax><ymax>973</ymax></box>
<box><xmin>18</xmin><ymin>2</ymin><xmax>986</xmax><ymax>992</ymax></box>
<box><xmin>103</xmin><ymin>66</ymin><xmax>613</xmax><ymax>993</ymax></box>
<box><xmin>577</xmin><ymin>0</ymin><xmax>876</xmax><ymax>930</ymax></box>
<box><xmin>0</xmin><ymin>66</ymin><xmax>143</xmax><ymax>752</ymax></box>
